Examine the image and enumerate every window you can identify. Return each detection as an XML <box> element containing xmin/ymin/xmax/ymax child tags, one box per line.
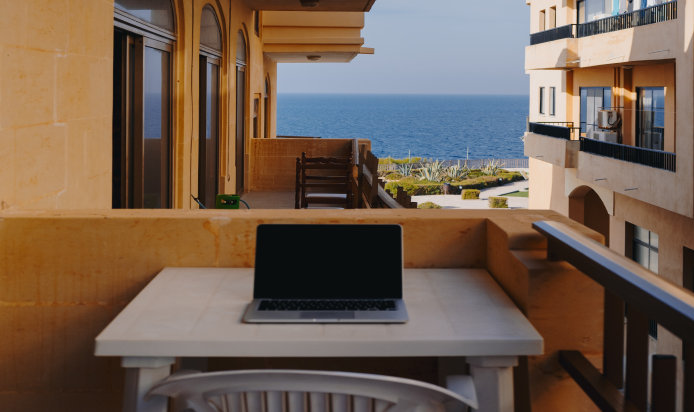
<box><xmin>236</xmin><ymin>30</ymin><xmax>248</xmax><ymax>194</ymax></box>
<box><xmin>549</xmin><ymin>7</ymin><xmax>556</xmax><ymax>29</ymax></box>
<box><xmin>636</xmin><ymin>87</ymin><xmax>665</xmax><ymax>151</ymax></box>
<box><xmin>254</xmin><ymin>11</ymin><xmax>260</xmax><ymax>37</ymax></box>
<box><xmin>253</xmin><ymin>97</ymin><xmax>260</xmax><ymax>139</ymax></box>
<box><xmin>630</xmin><ymin>224</ymin><xmax>659</xmax><ymax>339</ymax></box>
<box><xmin>549</xmin><ymin>87</ymin><xmax>556</xmax><ymax>116</ymax></box>
<box><xmin>539</xmin><ymin>10</ymin><xmax>546</xmax><ymax>31</ymax></box>
<box><xmin>113</xmin><ymin>0</ymin><xmax>175</xmax><ymax>209</ymax></box>
<box><xmin>577</xmin><ymin>0</ymin><xmax>615</xmax><ymax>23</ymax></box>
<box><xmin>539</xmin><ymin>87</ymin><xmax>545</xmax><ymax>115</ymax></box>
<box><xmin>198</xmin><ymin>5</ymin><xmax>222</xmax><ymax>209</ymax></box>
<box><xmin>580</xmin><ymin>87</ymin><xmax>611</xmax><ymax>137</ymax></box>
<box><xmin>264</xmin><ymin>79</ymin><xmax>271</xmax><ymax>139</ymax></box>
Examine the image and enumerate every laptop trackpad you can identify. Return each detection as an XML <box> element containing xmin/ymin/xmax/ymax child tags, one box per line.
<box><xmin>300</xmin><ymin>312</ymin><xmax>355</xmax><ymax>320</ymax></box>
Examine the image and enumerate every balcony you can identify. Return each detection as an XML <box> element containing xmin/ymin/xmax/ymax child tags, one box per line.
<box><xmin>529</xmin><ymin>1</ymin><xmax>676</xmax><ymax>46</ymax></box>
<box><xmin>524</xmin><ymin>122</ymin><xmax>580</xmax><ymax>168</ymax></box>
<box><xmin>3</xmin><ymin>208</ymin><xmax>694</xmax><ymax>411</ymax></box>
<box><xmin>526</xmin><ymin>1</ymin><xmax>677</xmax><ymax>70</ymax></box>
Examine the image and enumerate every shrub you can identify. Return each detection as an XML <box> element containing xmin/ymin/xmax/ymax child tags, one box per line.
<box><xmin>384</xmin><ymin>172</ymin><xmax>523</xmax><ymax>197</ymax></box>
<box><xmin>489</xmin><ymin>197</ymin><xmax>509</xmax><ymax>209</ymax></box>
<box><xmin>385</xmin><ymin>172</ymin><xmax>403</xmax><ymax>180</ymax></box>
<box><xmin>461</xmin><ymin>189</ymin><xmax>480</xmax><ymax>200</ymax></box>
<box><xmin>418</xmin><ymin>201</ymin><xmax>442</xmax><ymax>209</ymax></box>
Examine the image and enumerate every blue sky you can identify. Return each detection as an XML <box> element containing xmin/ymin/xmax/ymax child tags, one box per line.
<box><xmin>277</xmin><ymin>0</ymin><xmax>530</xmax><ymax>95</ymax></box>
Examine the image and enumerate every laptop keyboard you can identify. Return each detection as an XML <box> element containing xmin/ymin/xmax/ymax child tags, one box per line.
<box><xmin>258</xmin><ymin>300</ymin><xmax>397</xmax><ymax>311</ymax></box>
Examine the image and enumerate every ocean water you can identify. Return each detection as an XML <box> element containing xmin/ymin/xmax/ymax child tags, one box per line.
<box><xmin>277</xmin><ymin>94</ymin><xmax>529</xmax><ymax>160</ymax></box>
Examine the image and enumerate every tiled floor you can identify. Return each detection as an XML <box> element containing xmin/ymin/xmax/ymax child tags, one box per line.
<box><xmin>241</xmin><ymin>191</ymin><xmax>295</xmax><ymax>209</ymax></box>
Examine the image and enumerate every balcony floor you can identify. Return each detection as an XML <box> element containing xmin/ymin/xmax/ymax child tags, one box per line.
<box><xmin>241</xmin><ymin>191</ymin><xmax>295</xmax><ymax>209</ymax></box>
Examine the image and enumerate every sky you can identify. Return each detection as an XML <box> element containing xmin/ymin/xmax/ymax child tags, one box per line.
<box><xmin>276</xmin><ymin>0</ymin><xmax>531</xmax><ymax>95</ymax></box>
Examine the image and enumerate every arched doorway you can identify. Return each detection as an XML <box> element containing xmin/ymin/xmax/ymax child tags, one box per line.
<box><xmin>235</xmin><ymin>30</ymin><xmax>247</xmax><ymax>194</ymax></box>
<box><xmin>569</xmin><ymin>186</ymin><xmax>610</xmax><ymax>246</ymax></box>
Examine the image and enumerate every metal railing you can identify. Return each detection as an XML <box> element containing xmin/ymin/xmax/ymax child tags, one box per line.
<box><xmin>579</xmin><ymin>137</ymin><xmax>676</xmax><ymax>172</ymax></box>
<box><xmin>528</xmin><ymin>122</ymin><xmax>573</xmax><ymax>140</ymax></box>
<box><xmin>578</xmin><ymin>1</ymin><xmax>677</xmax><ymax>37</ymax></box>
<box><xmin>530</xmin><ymin>24</ymin><xmax>577</xmax><ymax>46</ymax></box>
<box><xmin>533</xmin><ymin>221</ymin><xmax>694</xmax><ymax>412</ymax></box>
<box><xmin>530</xmin><ymin>1</ymin><xmax>676</xmax><ymax>45</ymax></box>
<box><xmin>277</xmin><ymin>135</ymin><xmax>321</xmax><ymax>139</ymax></box>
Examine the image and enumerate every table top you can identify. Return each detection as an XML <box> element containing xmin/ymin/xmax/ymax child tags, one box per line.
<box><xmin>95</xmin><ymin>268</ymin><xmax>543</xmax><ymax>358</ymax></box>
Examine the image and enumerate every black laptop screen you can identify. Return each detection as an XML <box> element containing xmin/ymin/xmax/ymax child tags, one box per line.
<box><xmin>253</xmin><ymin>224</ymin><xmax>403</xmax><ymax>299</ymax></box>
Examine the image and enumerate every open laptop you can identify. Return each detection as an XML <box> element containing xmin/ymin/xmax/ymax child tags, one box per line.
<box><xmin>243</xmin><ymin>224</ymin><xmax>408</xmax><ymax>323</ymax></box>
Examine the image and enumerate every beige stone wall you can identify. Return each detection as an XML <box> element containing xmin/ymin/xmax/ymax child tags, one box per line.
<box><xmin>528</xmin><ymin>157</ymin><xmax>569</xmax><ymax>215</ymax></box>
<box><xmin>0</xmin><ymin>0</ymin><xmax>114</xmax><ymax>211</ymax></box>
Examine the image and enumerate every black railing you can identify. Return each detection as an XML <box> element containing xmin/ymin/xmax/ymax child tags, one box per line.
<box><xmin>578</xmin><ymin>1</ymin><xmax>677</xmax><ymax>37</ymax></box>
<box><xmin>579</xmin><ymin>137</ymin><xmax>676</xmax><ymax>172</ymax></box>
<box><xmin>530</xmin><ymin>1</ymin><xmax>676</xmax><ymax>45</ymax></box>
<box><xmin>530</xmin><ymin>24</ymin><xmax>576</xmax><ymax>46</ymax></box>
<box><xmin>528</xmin><ymin>122</ymin><xmax>572</xmax><ymax>140</ymax></box>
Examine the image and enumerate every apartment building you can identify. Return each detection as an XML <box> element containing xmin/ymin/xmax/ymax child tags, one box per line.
<box><xmin>524</xmin><ymin>0</ymin><xmax>692</xmax><ymax>407</ymax></box>
<box><xmin>0</xmin><ymin>0</ymin><xmax>374</xmax><ymax>212</ymax></box>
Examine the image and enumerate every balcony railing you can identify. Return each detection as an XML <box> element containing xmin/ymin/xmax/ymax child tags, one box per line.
<box><xmin>530</xmin><ymin>1</ymin><xmax>677</xmax><ymax>45</ymax></box>
<box><xmin>530</xmin><ymin>24</ymin><xmax>576</xmax><ymax>46</ymax></box>
<box><xmin>579</xmin><ymin>136</ymin><xmax>676</xmax><ymax>172</ymax></box>
<box><xmin>534</xmin><ymin>221</ymin><xmax>694</xmax><ymax>412</ymax></box>
<box><xmin>528</xmin><ymin>122</ymin><xmax>573</xmax><ymax>140</ymax></box>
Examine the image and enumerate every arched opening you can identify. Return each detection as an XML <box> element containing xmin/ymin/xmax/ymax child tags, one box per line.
<box><xmin>113</xmin><ymin>0</ymin><xmax>176</xmax><ymax>209</ymax></box>
<box><xmin>569</xmin><ymin>186</ymin><xmax>610</xmax><ymax>246</ymax></box>
<box><xmin>198</xmin><ymin>5</ymin><xmax>222</xmax><ymax>209</ymax></box>
<box><xmin>235</xmin><ymin>30</ymin><xmax>247</xmax><ymax>194</ymax></box>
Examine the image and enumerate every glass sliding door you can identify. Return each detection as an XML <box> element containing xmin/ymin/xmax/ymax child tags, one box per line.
<box><xmin>199</xmin><ymin>57</ymin><xmax>220</xmax><ymax>208</ymax></box>
<box><xmin>198</xmin><ymin>5</ymin><xmax>223</xmax><ymax>208</ymax></box>
<box><xmin>112</xmin><ymin>0</ymin><xmax>175</xmax><ymax>209</ymax></box>
<box><xmin>636</xmin><ymin>87</ymin><xmax>665</xmax><ymax>151</ymax></box>
<box><xmin>143</xmin><ymin>45</ymin><xmax>171</xmax><ymax>209</ymax></box>
<box><xmin>580</xmin><ymin>87</ymin><xmax>611</xmax><ymax>137</ymax></box>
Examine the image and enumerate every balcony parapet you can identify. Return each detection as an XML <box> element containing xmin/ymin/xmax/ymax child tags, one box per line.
<box><xmin>524</xmin><ymin>126</ymin><xmax>580</xmax><ymax>169</ymax></box>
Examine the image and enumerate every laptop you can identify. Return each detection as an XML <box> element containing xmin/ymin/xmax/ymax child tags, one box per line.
<box><xmin>243</xmin><ymin>224</ymin><xmax>409</xmax><ymax>324</ymax></box>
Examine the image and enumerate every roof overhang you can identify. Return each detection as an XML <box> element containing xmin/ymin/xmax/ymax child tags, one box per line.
<box><xmin>244</xmin><ymin>0</ymin><xmax>376</xmax><ymax>11</ymax></box>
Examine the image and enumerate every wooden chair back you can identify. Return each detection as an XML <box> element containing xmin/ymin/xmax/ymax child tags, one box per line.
<box><xmin>295</xmin><ymin>152</ymin><xmax>354</xmax><ymax>209</ymax></box>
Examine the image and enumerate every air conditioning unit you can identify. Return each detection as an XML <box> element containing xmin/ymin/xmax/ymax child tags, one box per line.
<box><xmin>593</xmin><ymin>131</ymin><xmax>618</xmax><ymax>143</ymax></box>
<box><xmin>597</xmin><ymin>110</ymin><xmax>619</xmax><ymax>129</ymax></box>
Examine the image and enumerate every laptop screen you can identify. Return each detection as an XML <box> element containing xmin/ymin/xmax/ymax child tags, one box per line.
<box><xmin>254</xmin><ymin>224</ymin><xmax>403</xmax><ymax>299</ymax></box>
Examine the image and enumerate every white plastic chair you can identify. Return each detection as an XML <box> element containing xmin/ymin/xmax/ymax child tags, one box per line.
<box><xmin>146</xmin><ymin>369</ymin><xmax>478</xmax><ymax>412</ymax></box>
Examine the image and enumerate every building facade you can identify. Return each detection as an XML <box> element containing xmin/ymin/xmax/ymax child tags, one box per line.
<box><xmin>524</xmin><ymin>0</ymin><xmax>692</xmax><ymax>407</ymax></box>
<box><xmin>0</xmin><ymin>0</ymin><xmax>374</xmax><ymax>211</ymax></box>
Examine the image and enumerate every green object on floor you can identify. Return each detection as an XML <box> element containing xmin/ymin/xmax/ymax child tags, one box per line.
<box><xmin>216</xmin><ymin>194</ymin><xmax>241</xmax><ymax>209</ymax></box>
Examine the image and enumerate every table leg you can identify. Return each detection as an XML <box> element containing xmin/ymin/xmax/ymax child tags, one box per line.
<box><xmin>122</xmin><ymin>357</ymin><xmax>176</xmax><ymax>412</ymax></box>
<box><xmin>467</xmin><ymin>356</ymin><xmax>518</xmax><ymax>412</ymax></box>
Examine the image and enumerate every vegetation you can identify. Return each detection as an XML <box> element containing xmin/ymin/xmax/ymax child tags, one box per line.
<box><xmin>385</xmin><ymin>172</ymin><xmax>524</xmax><ymax>197</ymax></box>
<box><xmin>461</xmin><ymin>189</ymin><xmax>480</xmax><ymax>200</ymax></box>
<box><xmin>385</xmin><ymin>172</ymin><xmax>403</xmax><ymax>180</ymax></box>
<box><xmin>481</xmin><ymin>159</ymin><xmax>506</xmax><ymax>176</ymax></box>
<box><xmin>418</xmin><ymin>201</ymin><xmax>442</xmax><ymax>209</ymax></box>
<box><xmin>502</xmin><ymin>190</ymin><xmax>529</xmax><ymax>198</ymax></box>
<box><xmin>489</xmin><ymin>197</ymin><xmax>509</xmax><ymax>209</ymax></box>
<box><xmin>379</xmin><ymin>156</ymin><xmax>423</xmax><ymax>165</ymax></box>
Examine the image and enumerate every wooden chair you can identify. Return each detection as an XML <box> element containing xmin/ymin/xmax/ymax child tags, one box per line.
<box><xmin>147</xmin><ymin>369</ymin><xmax>478</xmax><ymax>412</ymax></box>
<box><xmin>295</xmin><ymin>152</ymin><xmax>354</xmax><ymax>209</ymax></box>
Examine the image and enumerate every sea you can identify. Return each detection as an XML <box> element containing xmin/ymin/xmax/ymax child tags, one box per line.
<box><xmin>277</xmin><ymin>94</ymin><xmax>529</xmax><ymax>160</ymax></box>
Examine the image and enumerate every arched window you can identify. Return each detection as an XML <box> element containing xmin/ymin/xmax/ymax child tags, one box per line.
<box><xmin>235</xmin><ymin>30</ymin><xmax>247</xmax><ymax>193</ymax></box>
<box><xmin>198</xmin><ymin>5</ymin><xmax>222</xmax><ymax>208</ymax></box>
<box><xmin>200</xmin><ymin>5</ymin><xmax>222</xmax><ymax>54</ymax></box>
<box><xmin>112</xmin><ymin>0</ymin><xmax>176</xmax><ymax>209</ymax></box>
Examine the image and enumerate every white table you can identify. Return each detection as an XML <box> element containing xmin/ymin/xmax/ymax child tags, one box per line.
<box><xmin>95</xmin><ymin>268</ymin><xmax>543</xmax><ymax>412</ymax></box>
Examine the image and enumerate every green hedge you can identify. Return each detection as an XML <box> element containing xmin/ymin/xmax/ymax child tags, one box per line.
<box><xmin>489</xmin><ymin>197</ymin><xmax>509</xmax><ymax>209</ymax></box>
<box><xmin>385</xmin><ymin>172</ymin><xmax>403</xmax><ymax>180</ymax></box>
<box><xmin>385</xmin><ymin>173</ymin><xmax>523</xmax><ymax>196</ymax></box>
<box><xmin>418</xmin><ymin>201</ymin><xmax>442</xmax><ymax>209</ymax></box>
<box><xmin>461</xmin><ymin>189</ymin><xmax>480</xmax><ymax>200</ymax></box>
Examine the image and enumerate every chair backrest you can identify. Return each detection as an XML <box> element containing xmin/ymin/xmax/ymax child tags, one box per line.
<box><xmin>295</xmin><ymin>152</ymin><xmax>354</xmax><ymax>209</ymax></box>
<box><xmin>147</xmin><ymin>369</ymin><xmax>478</xmax><ymax>412</ymax></box>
